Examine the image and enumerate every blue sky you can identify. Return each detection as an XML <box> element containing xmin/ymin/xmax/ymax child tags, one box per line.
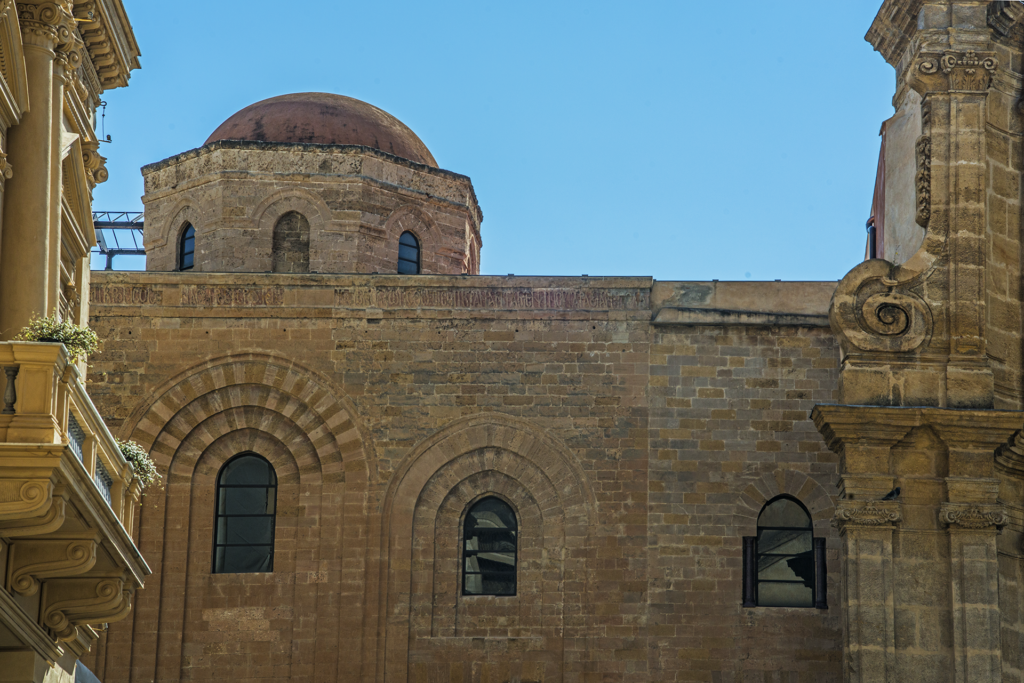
<box><xmin>93</xmin><ymin>1</ymin><xmax>895</xmax><ymax>280</ymax></box>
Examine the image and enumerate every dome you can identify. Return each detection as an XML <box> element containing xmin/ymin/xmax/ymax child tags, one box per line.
<box><xmin>205</xmin><ymin>93</ymin><xmax>437</xmax><ymax>167</ymax></box>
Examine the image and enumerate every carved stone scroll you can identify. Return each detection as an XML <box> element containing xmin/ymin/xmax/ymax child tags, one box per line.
<box><xmin>833</xmin><ymin>500</ymin><xmax>902</xmax><ymax>530</ymax></box>
<box><xmin>939</xmin><ymin>503</ymin><xmax>1007</xmax><ymax>530</ymax></box>
<box><xmin>42</xmin><ymin>576</ymin><xmax>131</xmax><ymax>641</ymax></box>
<box><xmin>830</xmin><ymin>260</ymin><xmax>932</xmax><ymax>354</ymax></box>
<box><xmin>0</xmin><ymin>495</ymin><xmax>66</xmax><ymax>538</ymax></box>
<box><xmin>8</xmin><ymin>539</ymin><xmax>97</xmax><ymax>595</ymax></box>
<box><xmin>0</xmin><ymin>480</ymin><xmax>53</xmax><ymax>520</ymax></box>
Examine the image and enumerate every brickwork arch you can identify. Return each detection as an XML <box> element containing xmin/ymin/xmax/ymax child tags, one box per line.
<box><xmin>375</xmin><ymin>413</ymin><xmax>596</xmax><ymax>682</ymax></box>
<box><xmin>148</xmin><ymin>201</ymin><xmax>204</xmax><ymax>253</ymax></box>
<box><xmin>252</xmin><ymin>188</ymin><xmax>332</xmax><ymax>273</ymax></box>
<box><xmin>736</xmin><ymin>468</ymin><xmax>836</xmax><ymax>537</ymax></box>
<box><xmin>116</xmin><ymin>354</ymin><xmax>372</xmax><ymax>683</ymax></box>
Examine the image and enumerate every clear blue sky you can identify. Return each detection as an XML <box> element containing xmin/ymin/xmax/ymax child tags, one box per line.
<box><xmin>93</xmin><ymin>1</ymin><xmax>895</xmax><ymax>281</ymax></box>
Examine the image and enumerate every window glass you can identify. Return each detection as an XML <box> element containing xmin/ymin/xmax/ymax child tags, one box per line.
<box><xmin>179</xmin><ymin>224</ymin><xmax>195</xmax><ymax>271</ymax></box>
<box><xmin>397</xmin><ymin>231</ymin><xmax>420</xmax><ymax>274</ymax></box>
<box><xmin>756</xmin><ymin>496</ymin><xmax>814</xmax><ymax>608</ymax></box>
<box><xmin>463</xmin><ymin>497</ymin><xmax>517</xmax><ymax>596</ymax></box>
<box><xmin>213</xmin><ymin>453</ymin><xmax>276</xmax><ymax>574</ymax></box>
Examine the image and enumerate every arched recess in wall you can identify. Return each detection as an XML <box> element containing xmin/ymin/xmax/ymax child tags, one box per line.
<box><xmin>376</xmin><ymin>413</ymin><xmax>597</xmax><ymax>682</ymax></box>
<box><xmin>384</xmin><ymin>205</ymin><xmax>437</xmax><ymax>274</ymax></box>
<box><xmin>252</xmin><ymin>189</ymin><xmax>331</xmax><ymax>273</ymax></box>
<box><xmin>272</xmin><ymin>211</ymin><xmax>311</xmax><ymax>273</ymax></box>
<box><xmin>151</xmin><ymin>203</ymin><xmax>204</xmax><ymax>271</ymax></box>
<box><xmin>101</xmin><ymin>354</ymin><xmax>374</xmax><ymax>683</ymax></box>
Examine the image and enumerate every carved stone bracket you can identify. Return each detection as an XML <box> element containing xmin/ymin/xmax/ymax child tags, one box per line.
<box><xmin>833</xmin><ymin>500</ymin><xmax>902</xmax><ymax>531</ymax></box>
<box><xmin>915</xmin><ymin>136</ymin><xmax>931</xmax><ymax>228</ymax></box>
<box><xmin>8</xmin><ymin>538</ymin><xmax>97</xmax><ymax>595</ymax></box>
<box><xmin>830</xmin><ymin>260</ymin><xmax>932</xmax><ymax>354</ymax></box>
<box><xmin>996</xmin><ymin>428</ymin><xmax>1024</xmax><ymax>476</ymax></box>
<box><xmin>0</xmin><ymin>479</ymin><xmax>53</xmax><ymax>520</ymax></box>
<box><xmin>912</xmin><ymin>51</ymin><xmax>998</xmax><ymax>94</ymax></box>
<box><xmin>0</xmin><ymin>494</ymin><xmax>66</xmax><ymax>538</ymax></box>
<box><xmin>41</xmin><ymin>575</ymin><xmax>131</xmax><ymax>641</ymax></box>
<box><xmin>81</xmin><ymin>143</ymin><xmax>107</xmax><ymax>187</ymax></box>
<box><xmin>939</xmin><ymin>503</ymin><xmax>1007</xmax><ymax>530</ymax></box>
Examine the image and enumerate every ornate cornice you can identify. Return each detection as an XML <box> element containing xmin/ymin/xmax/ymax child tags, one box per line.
<box><xmin>940</xmin><ymin>503</ymin><xmax>1008</xmax><ymax>530</ymax></box>
<box><xmin>911</xmin><ymin>51</ymin><xmax>998</xmax><ymax>95</ymax></box>
<box><xmin>833</xmin><ymin>500</ymin><xmax>902</xmax><ymax>530</ymax></box>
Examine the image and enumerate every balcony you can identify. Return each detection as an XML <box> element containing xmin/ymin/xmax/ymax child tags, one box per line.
<box><xmin>0</xmin><ymin>342</ymin><xmax>149</xmax><ymax>662</ymax></box>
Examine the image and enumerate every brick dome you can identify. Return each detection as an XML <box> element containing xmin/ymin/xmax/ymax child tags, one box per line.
<box><xmin>205</xmin><ymin>93</ymin><xmax>437</xmax><ymax>167</ymax></box>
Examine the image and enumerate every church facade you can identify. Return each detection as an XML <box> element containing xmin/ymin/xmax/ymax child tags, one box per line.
<box><xmin>73</xmin><ymin>1</ymin><xmax>1024</xmax><ymax>682</ymax></box>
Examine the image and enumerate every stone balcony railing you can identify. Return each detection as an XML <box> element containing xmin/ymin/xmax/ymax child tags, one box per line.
<box><xmin>0</xmin><ymin>342</ymin><xmax>149</xmax><ymax>661</ymax></box>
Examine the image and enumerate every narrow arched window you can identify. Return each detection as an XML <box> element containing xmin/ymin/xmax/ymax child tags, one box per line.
<box><xmin>179</xmin><ymin>223</ymin><xmax>195</xmax><ymax>271</ymax></box>
<box><xmin>397</xmin><ymin>231</ymin><xmax>420</xmax><ymax>274</ymax></box>
<box><xmin>272</xmin><ymin>211</ymin><xmax>310</xmax><ymax>273</ymax></box>
<box><xmin>743</xmin><ymin>496</ymin><xmax>825</xmax><ymax>608</ymax></box>
<box><xmin>463</xmin><ymin>497</ymin><xmax>517</xmax><ymax>596</ymax></box>
<box><xmin>213</xmin><ymin>453</ymin><xmax>277</xmax><ymax>574</ymax></box>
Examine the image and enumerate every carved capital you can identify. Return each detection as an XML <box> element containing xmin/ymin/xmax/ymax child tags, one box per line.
<box><xmin>81</xmin><ymin>143</ymin><xmax>107</xmax><ymax>186</ymax></box>
<box><xmin>8</xmin><ymin>539</ymin><xmax>97</xmax><ymax>595</ymax></box>
<box><xmin>830</xmin><ymin>260</ymin><xmax>932</xmax><ymax>354</ymax></box>
<box><xmin>41</xmin><ymin>576</ymin><xmax>131</xmax><ymax>641</ymax></box>
<box><xmin>939</xmin><ymin>502</ymin><xmax>1007</xmax><ymax>530</ymax></box>
<box><xmin>911</xmin><ymin>51</ymin><xmax>998</xmax><ymax>94</ymax></box>
<box><xmin>16</xmin><ymin>2</ymin><xmax>75</xmax><ymax>51</ymax></box>
<box><xmin>833</xmin><ymin>500</ymin><xmax>902</xmax><ymax>530</ymax></box>
<box><xmin>0</xmin><ymin>152</ymin><xmax>14</xmax><ymax>181</ymax></box>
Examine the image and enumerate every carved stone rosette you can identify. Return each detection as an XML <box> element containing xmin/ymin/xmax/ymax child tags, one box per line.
<box><xmin>939</xmin><ymin>503</ymin><xmax>1007</xmax><ymax>530</ymax></box>
<box><xmin>833</xmin><ymin>500</ymin><xmax>902</xmax><ymax>531</ymax></box>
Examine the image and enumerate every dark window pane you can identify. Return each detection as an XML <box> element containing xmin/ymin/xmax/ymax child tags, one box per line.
<box><xmin>216</xmin><ymin>545</ymin><xmax>273</xmax><ymax>573</ymax></box>
<box><xmin>398</xmin><ymin>244</ymin><xmax>419</xmax><ymax>261</ymax></box>
<box><xmin>758</xmin><ymin>498</ymin><xmax>811</xmax><ymax>528</ymax></box>
<box><xmin>397</xmin><ymin>231</ymin><xmax>419</xmax><ymax>274</ymax></box>
<box><xmin>218</xmin><ymin>487</ymin><xmax>275</xmax><ymax>515</ymax></box>
<box><xmin>397</xmin><ymin>259</ymin><xmax>418</xmax><ymax>274</ymax></box>
<box><xmin>463</xmin><ymin>497</ymin><xmax>517</xmax><ymax>596</ymax></box>
<box><xmin>757</xmin><ymin>581</ymin><xmax>814</xmax><ymax>608</ymax></box>
<box><xmin>217</xmin><ymin>515</ymin><xmax>274</xmax><ymax>545</ymax></box>
<box><xmin>757</xmin><ymin>529</ymin><xmax>812</xmax><ymax>555</ymax></box>
<box><xmin>399</xmin><ymin>231</ymin><xmax>418</xmax><ymax>247</ymax></box>
<box><xmin>180</xmin><ymin>224</ymin><xmax>195</xmax><ymax>271</ymax></box>
<box><xmin>221</xmin><ymin>456</ymin><xmax>276</xmax><ymax>486</ymax></box>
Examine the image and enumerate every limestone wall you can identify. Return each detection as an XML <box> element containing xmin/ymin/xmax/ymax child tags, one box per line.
<box><xmin>82</xmin><ymin>272</ymin><xmax>843</xmax><ymax>682</ymax></box>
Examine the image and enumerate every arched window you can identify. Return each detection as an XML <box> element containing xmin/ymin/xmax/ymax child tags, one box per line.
<box><xmin>179</xmin><ymin>223</ymin><xmax>195</xmax><ymax>271</ymax></box>
<box><xmin>397</xmin><ymin>231</ymin><xmax>420</xmax><ymax>274</ymax></box>
<box><xmin>462</xmin><ymin>497</ymin><xmax>517</xmax><ymax>596</ymax></box>
<box><xmin>272</xmin><ymin>211</ymin><xmax>310</xmax><ymax>273</ymax></box>
<box><xmin>213</xmin><ymin>453</ymin><xmax>277</xmax><ymax>574</ymax></box>
<box><xmin>743</xmin><ymin>496</ymin><xmax>825</xmax><ymax>608</ymax></box>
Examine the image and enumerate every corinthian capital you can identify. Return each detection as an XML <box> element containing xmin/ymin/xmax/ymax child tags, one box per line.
<box><xmin>16</xmin><ymin>1</ymin><xmax>75</xmax><ymax>50</ymax></box>
<box><xmin>939</xmin><ymin>503</ymin><xmax>1007</xmax><ymax>530</ymax></box>
<box><xmin>832</xmin><ymin>500</ymin><xmax>902</xmax><ymax>531</ymax></box>
<box><xmin>910</xmin><ymin>50</ymin><xmax>998</xmax><ymax>95</ymax></box>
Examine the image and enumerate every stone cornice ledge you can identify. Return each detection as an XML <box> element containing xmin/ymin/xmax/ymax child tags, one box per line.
<box><xmin>652</xmin><ymin>307</ymin><xmax>829</xmax><ymax>328</ymax></box>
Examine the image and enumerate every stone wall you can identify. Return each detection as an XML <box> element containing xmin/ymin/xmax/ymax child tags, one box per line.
<box><xmin>82</xmin><ymin>272</ymin><xmax>843</xmax><ymax>682</ymax></box>
<box><xmin>139</xmin><ymin>142</ymin><xmax>482</xmax><ymax>276</ymax></box>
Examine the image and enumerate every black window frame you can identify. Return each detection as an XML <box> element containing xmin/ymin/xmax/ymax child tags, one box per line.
<box><xmin>212</xmin><ymin>452</ymin><xmax>277</xmax><ymax>574</ymax></box>
<box><xmin>462</xmin><ymin>496</ymin><xmax>517</xmax><ymax>597</ymax></box>
<box><xmin>179</xmin><ymin>223</ymin><xmax>195</xmax><ymax>271</ymax></box>
<box><xmin>397</xmin><ymin>230</ymin><xmax>420</xmax><ymax>275</ymax></box>
<box><xmin>743</xmin><ymin>495</ymin><xmax>826</xmax><ymax>609</ymax></box>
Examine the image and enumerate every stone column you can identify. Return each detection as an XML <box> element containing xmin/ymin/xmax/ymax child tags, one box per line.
<box><xmin>0</xmin><ymin>2</ymin><xmax>72</xmax><ymax>338</ymax></box>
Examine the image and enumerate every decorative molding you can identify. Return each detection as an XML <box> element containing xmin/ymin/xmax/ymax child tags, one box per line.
<box><xmin>913</xmin><ymin>51</ymin><xmax>998</xmax><ymax>94</ymax></box>
<box><xmin>833</xmin><ymin>500</ymin><xmax>902</xmax><ymax>530</ymax></box>
<box><xmin>8</xmin><ymin>539</ymin><xmax>97</xmax><ymax>595</ymax></box>
<box><xmin>939</xmin><ymin>503</ymin><xmax>1007</xmax><ymax>530</ymax></box>
<box><xmin>41</xmin><ymin>576</ymin><xmax>131</xmax><ymax>641</ymax></box>
<box><xmin>16</xmin><ymin>1</ymin><xmax>76</xmax><ymax>51</ymax></box>
<box><xmin>0</xmin><ymin>479</ymin><xmax>52</xmax><ymax>520</ymax></box>
<box><xmin>830</xmin><ymin>260</ymin><xmax>932</xmax><ymax>354</ymax></box>
<box><xmin>915</xmin><ymin>136</ymin><xmax>930</xmax><ymax>228</ymax></box>
<box><xmin>81</xmin><ymin>143</ymin><xmax>107</xmax><ymax>187</ymax></box>
<box><xmin>0</xmin><ymin>494</ymin><xmax>66</xmax><ymax>537</ymax></box>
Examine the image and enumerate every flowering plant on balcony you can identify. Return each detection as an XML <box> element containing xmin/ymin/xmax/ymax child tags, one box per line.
<box><xmin>16</xmin><ymin>314</ymin><xmax>100</xmax><ymax>362</ymax></box>
<box><xmin>116</xmin><ymin>439</ymin><xmax>162</xmax><ymax>492</ymax></box>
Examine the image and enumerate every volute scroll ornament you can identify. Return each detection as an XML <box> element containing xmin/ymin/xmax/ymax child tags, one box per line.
<box><xmin>833</xmin><ymin>500</ymin><xmax>902</xmax><ymax>530</ymax></box>
<box><xmin>0</xmin><ymin>480</ymin><xmax>53</xmax><ymax>520</ymax></box>
<box><xmin>42</xmin><ymin>576</ymin><xmax>131</xmax><ymax>642</ymax></box>
<box><xmin>830</xmin><ymin>260</ymin><xmax>932</xmax><ymax>354</ymax></box>
<box><xmin>996</xmin><ymin>428</ymin><xmax>1024</xmax><ymax>475</ymax></box>
<box><xmin>912</xmin><ymin>51</ymin><xmax>998</xmax><ymax>94</ymax></box>
<box><xmin>8</xmin><ymin>539</ymin><xmax>97</xmax><ymax>595</ymax></box>
<box><xmin>939</xmin><ymin>503</ymin><xmax>1007</xmax><ymax>530</ymax></box>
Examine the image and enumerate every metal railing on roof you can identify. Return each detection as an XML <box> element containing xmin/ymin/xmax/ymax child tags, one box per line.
<box><xmin>91</xmin><ymin>211</ymin><xmax>145</xmax><ymax>270</ymax></box>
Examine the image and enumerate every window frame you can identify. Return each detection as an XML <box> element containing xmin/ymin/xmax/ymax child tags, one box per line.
<box><xmin>397</xmin><ymin>230</ymin><xmax>421</xmax><ymax>275</ymax></box>
<box><xmin>461</xmin><ymin>495</ymin><xmax>518</xmax><ymax>597</ymax></box>
<box><xmin>178</xmin><ymin>223</ymin><xmax>195</xmax><ymax>271</ymax></box>
<box><xmin>743</xmin><ymin>495</ymin><xmax>826</xmax><ymax>609</ymax></box>
<box><xmin>212</xmin><ymin>452</ymin><xmax>277</xmax><ymax>574</ymax></box>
